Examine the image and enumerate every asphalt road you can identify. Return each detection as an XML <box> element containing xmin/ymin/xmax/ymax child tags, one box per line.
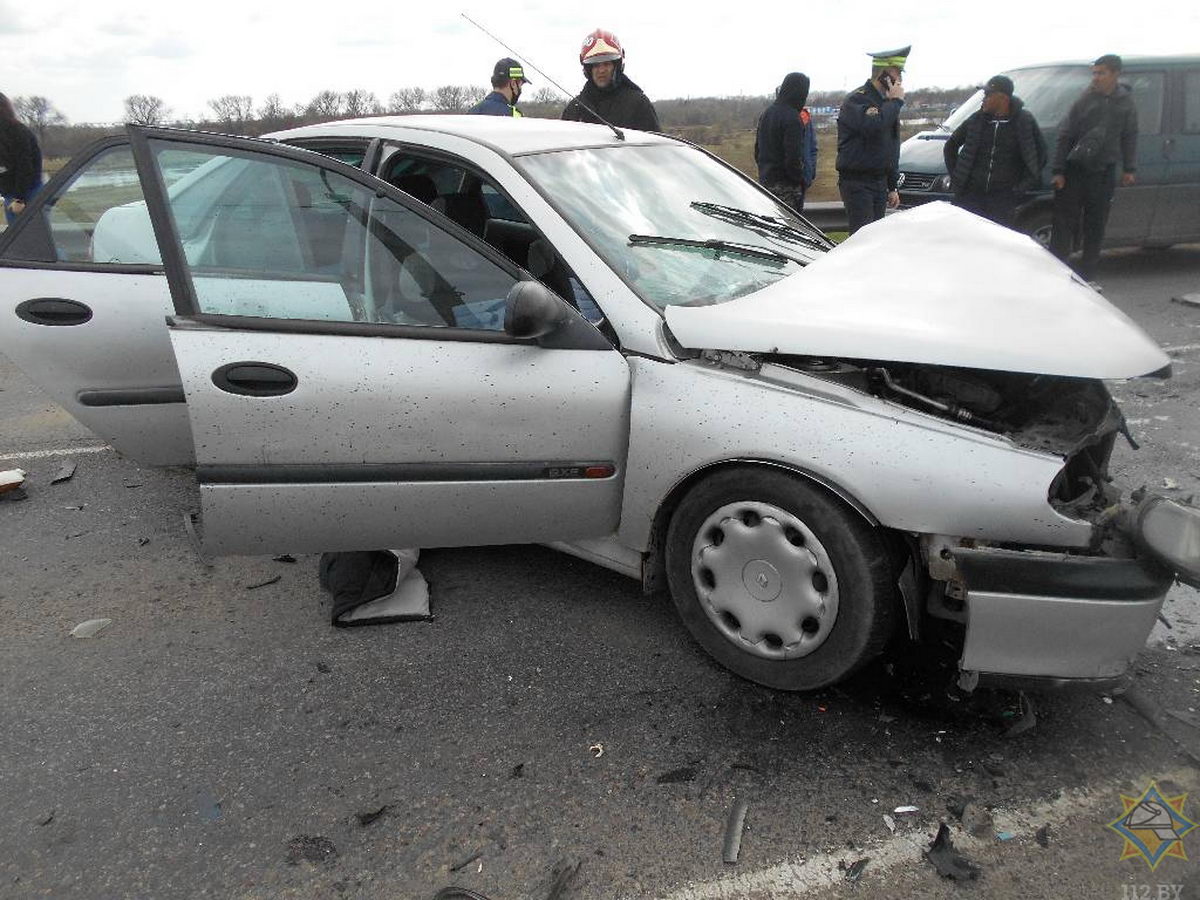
<box><xmin>3</xmin><ymin>247</ymin><xmax>1200</xmax><ymax>899</ymax></box>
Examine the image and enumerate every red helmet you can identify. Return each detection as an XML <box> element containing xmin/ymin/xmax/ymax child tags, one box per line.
<box><xmin>579</xmin><ymin>29</ymin><xmax>624</xmax><ymax>66</ymax></box>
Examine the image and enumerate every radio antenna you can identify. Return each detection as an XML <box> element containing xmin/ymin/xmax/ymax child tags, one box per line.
<box><xmin>460</xmin><ymin>12</ymin><xmax>625</xmax><ymax>141</ymax></box>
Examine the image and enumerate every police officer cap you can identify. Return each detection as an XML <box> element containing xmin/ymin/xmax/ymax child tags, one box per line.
<box><xmin>492</xmin><ymin>57</ymin><xmax>531</xmax><ymax>83</ymax></box>
<box><xmin>868</xmin><ymin>45</ymin><xmax>910</xmax><ymax>68</ymax></box>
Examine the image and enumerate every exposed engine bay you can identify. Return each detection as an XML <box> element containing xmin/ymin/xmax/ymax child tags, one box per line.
<box><xmin>768</xmin><ymin>355</ymin><xmax>1130</xmax><ymax>510</ymax></box>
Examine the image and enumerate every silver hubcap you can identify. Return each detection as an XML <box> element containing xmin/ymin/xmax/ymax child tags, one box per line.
<box><xmin>691</xmin><ymin>501</ymin><xmax>839</xmax><ymax>660</ymax></box>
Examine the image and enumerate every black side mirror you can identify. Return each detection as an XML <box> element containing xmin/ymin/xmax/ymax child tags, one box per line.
<box><xmin>504</xmin><ymin>280</ymin><xmax>567</xmax><ymax>340</ymax></box>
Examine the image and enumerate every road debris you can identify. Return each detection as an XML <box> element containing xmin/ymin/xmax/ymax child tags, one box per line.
<box><xmin>1035</xmin><ymin>824</ymin><xmax>1051</xmax><ymax>847</ymax></box>
<box><xmin>449</xmin><ymin>848</ymin><xmax>484</xmax><ymax>872</ymax></box>
<box><xmin>843</xmin><ymin>857</ymin><xmax>870</xmax><ymax>882</ymax></box>
<box><xmin>510</xmin><ymin>763</ymin><xmax>525</xmax><ymax>779</ymax></box>
<box><xmin>273</xmin><ymin>554</ymin><xmax>297</xmax><ymax>563</ymax></box>
<box><xmin>320</xmin><ymin>549</ymin><xmax>430</xmax><ymax>626</ymax></box>
<box><xmin>136</xmin><ymin>537</ymin><xmax>150</xmax><ymax>546</ymax></box>
<box><xmin>1120</xmin><ymin>686</ymin><xmax>1200</xmax><ymax>766</ymax></box>
<box><xmin>722</xmin><ymin>799</ymin><xmax>750</xmax><ymax>864</ymax></box>
<box><xmin>182</xmin><ymin>512</ymin><xmax>211</xmax><ymax>568</ymax></box>
<box><xmin>893</xmin><ymin>805</ymin><xmax>919</xmax><ymax>815</ymax></box>
<box><xmin>657</xmin><ymin>767</ymin><xmax>698</xmax><ymax>784</ymax></box>
<box><xmin>882</xmin><ymin>814</ymin><xmax>896</xmax><ymax>833</ymax></box>
<box><xmin>960</xmin><ymin>802</ymin><xmax>993</xmax><ymax>838</ymax></box>
<box><xmin>433</xmin><ymin>888</ymin><xmax>494</xmax><ymax>900</ymax></box>
<box><xmin>51</xmin><ymin>461</ymin><xmax>77</xmax><ymax>484</ymax></box>
<box><xmin>246</xmin><ymin>574</ymin><xmax>281</xmax><ymax>590</ymax></box>
<box><xmin>543</xmin><ymin>857</ymin><xmax>582</xmax><ymax>900</ymax></box>
<box><xmin>70</xmin><ymin>618</ymin><xmax>112</xmax><ymax>639</ymax></box>
<box><xmin>285</xmin><ymin>834</ymin><xmax>338</xmax><ymax>867</ymax></box>
<box><xmin>38</xmin><ymin>810</ymin><xmax>55</xmax><ymax>827</ymax></box>
<box><xmin>0</xmin><ymin>468</ymin><xmax>27</xmax><ymax>495</ymax></box>
<box><xmin>589</xmin><ymin>743</ymin><xmax>604</xmax><ymax>758</ymax></box>
<box><xmin>996</xmin><ymin>831</ymin><xmax>1015</xmax><ymax>841</ymax></box>
<box><xmin>1004</xmin><ymin>692</ymin><xmax>1037</xmax><ymax>737</ymax></box>
<box><xmin>196</xmin><ymin>789</ymin><xmax>222</xmax><ymax>822</ymax></box>
<box><xmin>1164</xmin><ymin>477</ymin><xmax>1180</xmax><ymax>490</ymax></box>
<box><xmin>924</xmin><ymin>823</ymin><xmax>981</xmax><ymax>881</ymax></box>
<box><xmin>315</xmin><ymin>661</ymin><xmax>331</xmax><ymax>674</ymax></box>
<box><xmin>1173</xmin><ymin>293</ymin><xmax>1200</xmax><ymax>307</ymax></box>
<box><xmin>354</xmin><ymin>804</ymin><xmax>389</xmax><ymax>827</ymax></box>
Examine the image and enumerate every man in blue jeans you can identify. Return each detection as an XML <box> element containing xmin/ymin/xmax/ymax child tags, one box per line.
<box><xmin>836</xmin><ymin>46</ymin><xmax>908</xmax><ymax>234</ymax></box>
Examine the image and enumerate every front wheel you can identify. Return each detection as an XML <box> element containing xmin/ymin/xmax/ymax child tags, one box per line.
<box><xmin>665</xmin><ymin>468</ymin><xmax>896</xmax><ymax>691</ymax></box>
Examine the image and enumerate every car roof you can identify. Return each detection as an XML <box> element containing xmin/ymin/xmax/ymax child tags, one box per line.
<box><xmin>1006</xmin><ymin>54</ymin><xmax>1200</xmax><ymax>71</ymax></box>
<box><xmin>269</xmin><ymin>114</ymin><xmax>678</xmax><ymax>157</ymax></box>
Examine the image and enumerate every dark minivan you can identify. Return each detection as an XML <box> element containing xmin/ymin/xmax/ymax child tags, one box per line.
<box><xmin>897</xmin><ymin>55</ymin><xmax>1200</xmax><ymax>249</ymax></box>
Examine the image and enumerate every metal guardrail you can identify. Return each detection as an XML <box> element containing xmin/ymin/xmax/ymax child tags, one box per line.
<box><xmin>801</xmin><ymin>201</ymin><xmax>849</xmax><ymax>234</ymax></box>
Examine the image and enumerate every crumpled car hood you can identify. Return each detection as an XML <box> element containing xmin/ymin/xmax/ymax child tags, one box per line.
<box><xmin>664</xmin><ymin>202</ymin><xmax>1169</xmax><ymax>379</ymax></box>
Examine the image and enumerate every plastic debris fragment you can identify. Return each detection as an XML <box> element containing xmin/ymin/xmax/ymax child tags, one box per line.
<box><xmin>722</xmin><ymin>799</ymin><xmax>750</xmax><ymax>864</ymax></box>
<box><xmin>70</xmin><ymin>618</ymin><xmax>112</xmax><ymax>639</ymax></box>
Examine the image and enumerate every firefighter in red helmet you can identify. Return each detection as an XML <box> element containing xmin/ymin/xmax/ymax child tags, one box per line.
<box><xmin>561</xmin><ymin>29</ymin><xmax>660</xmax><ymax>132</ymax></box>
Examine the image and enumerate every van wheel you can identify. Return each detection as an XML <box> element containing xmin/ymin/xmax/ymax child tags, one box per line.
<box><xmin>665</xmin><ymin>468</ymin><xmax>895</xmax><ymax>691</ymax></box>
<box><xmin>1020</xmin><ymin>208</ymin><xmax>1055</xmax><ymax>249</ymax></box>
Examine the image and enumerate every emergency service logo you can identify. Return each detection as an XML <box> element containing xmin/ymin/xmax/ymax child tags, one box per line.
<box><xmin>1107</xmin><ymin>781</ymin><xmax>1198</xmax><ymax>871</ymax></box>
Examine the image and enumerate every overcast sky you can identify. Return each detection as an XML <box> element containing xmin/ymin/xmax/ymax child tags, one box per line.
<box><xmin>1</xmin><ymin>0</ymin><xmax>1196</xmax><ymax>123</ymax></box>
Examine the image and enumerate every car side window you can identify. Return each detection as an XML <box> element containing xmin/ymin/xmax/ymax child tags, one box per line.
<box><xmin>1126</xmin><ymin>72</ymin><xmax>1165</xmax><ymax>136</ymax></box>
<box><xmin>1184</xmin><ymin>71</ymin><xmax>1200</xmax><ymax>133</ymax></box>
<box><xmin>39</xmin><ymin>145</ymin><xmax>161</xmax><ymax>265</ymax></box>
<box><xmin>151</xmin><ymin>141</ymin><xmax>520</xmax><ymax>331</ymax></box>
<box><xmin>380</xmin><ymin>150</ymin><xmax>604</xmax><ymax>324</ymax></box>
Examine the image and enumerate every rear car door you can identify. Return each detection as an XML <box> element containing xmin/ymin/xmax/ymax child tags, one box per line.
<box><xmin>1150</xmin><ymin>67</ymin><xmax>1200</xmax><ymax>244</ymax></box>
<box><xmin>129</xmin><ymin>127</ymin><xmax>631</xmax><ymax>555</ymax></box>
<box><xmin>0</xmin><ymin>139</ymin><xmax>193</xmax><ymax>464</ymax></box>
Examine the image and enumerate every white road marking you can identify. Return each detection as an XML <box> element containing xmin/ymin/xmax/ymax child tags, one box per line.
<box><xmin>0</xmin><ymin>444</ymin><xmax>112</xmax><ymax>462</ymax></box>
<box><xmin>652</xmin><ymin>770</ymin><xmax>1192</xmax><ymax>899</ymax></box>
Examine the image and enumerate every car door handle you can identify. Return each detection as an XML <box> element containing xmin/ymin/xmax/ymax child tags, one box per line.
<box><xmin>212</xmin><ymin>362</ymin><xmax>298</xmax><ymax>397</ymax></box>
<box><xmin>16</xmin><ymin>297</ymin><xmax>93</xmax><ymax>326</ymax></box>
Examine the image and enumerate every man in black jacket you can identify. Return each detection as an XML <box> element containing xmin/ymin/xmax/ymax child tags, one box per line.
<box><xmin>0</xmin><ymin>92</ymin><xmax>42</xmax><ymax>226</ymax></box>
<box><xmin>754</xmin><ymin>72</ymin><xmax>818</xmax><ymax>212</ymax></box>
<box><xmin>561</xmin><ymin>29</ymin><xmax>660</xmax><ymax>132</ymax></box>
<box><xmin>836</xmin><ymin>46</ymin><xmax>909</xmax><ymax>234</ymax></box>
<box><xmin>1049</xmin><ymin>54</ymin><xmax>1138</xmax><ymax>280</ymax></box>
<box><xmin>943</xmin><ymin>75</ymin><xmax>1046</xmax><ymax>227</ymax></box>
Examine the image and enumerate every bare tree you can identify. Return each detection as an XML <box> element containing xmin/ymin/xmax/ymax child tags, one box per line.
<box><xmin>14</xmin><ymin>96</ymin><xmax>67</xmax><ymax>141</ymax></box>
<box><xmin>303</xmin><ymin>90</ymin><xmax>345</xmax><ymax>120</ymax></box>
<box><xmin>207</xmin><ymin>95</ymin><xmax>254</xmax><ymax>132</ymax></box>
<box><xmin>256</xmin><ymin>93</ymin><xmax>291</xmax><ymax>130</ymax></box>
<box><xmin>530</xmin><ymin>87</ymin><xmax>560</xmax><ymax>105</ymax></box>
<box><xmin>124</xmin><ymin>94</ymin><xmax>170</xmax><ymax>126</ymax></box>
<box><xmin>387</xmin><ymin>87</ymin><xmax>426</xmax><ymax>113</ymax></box>
<box><xmin>463</xmin><ymin>86</ymin><xmax>487</xmax><ymax>109</ymax></box>
<box><xmin>431</xmin><ymin>85</ymin><xmax>469</xmax><ymax>112</ymax></box>
<box><xmin>342</xmin><ymin>89</ymin><xmax>380</xmax><ymax>118</ymax></box>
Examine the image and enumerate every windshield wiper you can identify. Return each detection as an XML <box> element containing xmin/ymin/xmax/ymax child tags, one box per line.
<box><xmin>690</xmin><ymin>201</ymin><xmax>834</xmax><ymax>252</ymax></box>
<box><xmin>628</xmin><ymin>234</ymin><xmax>797</xmax><ymax>265</ymax></box>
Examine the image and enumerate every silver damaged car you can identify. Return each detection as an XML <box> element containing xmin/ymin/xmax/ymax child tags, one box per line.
<box><xmin>2</xmin><ymin>117</ymin><xmax>1198</xmax><ymax>691</ymax></box>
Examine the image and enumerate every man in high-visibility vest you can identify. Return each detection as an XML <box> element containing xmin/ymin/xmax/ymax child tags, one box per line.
<box><xmin>470</xmin><ymin>58</ymin><xmax>530</xmax><ymax>117</ymax></box>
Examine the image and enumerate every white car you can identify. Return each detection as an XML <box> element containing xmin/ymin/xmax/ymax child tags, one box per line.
<box><xmin>2</xmin><ymin>116</ymin><xmax>1196</xmax><ymax>691</ymax></box>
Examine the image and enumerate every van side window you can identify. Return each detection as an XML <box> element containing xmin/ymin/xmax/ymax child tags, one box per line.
<box><xmin>1184</xmin><ymin>72</ymin><xmax>1200</xmax><ymax>133</ymax></box>
<box><xmin>1125</xmin><ymin>72</ymin><xmax>1164</xmax><ymax>136</ymax></box>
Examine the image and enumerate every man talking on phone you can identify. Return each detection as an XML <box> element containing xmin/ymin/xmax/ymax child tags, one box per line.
<box><xmin>836</xmin><ymin>46</ymin><xmax>909</xmax><ymax>234</ymax></box>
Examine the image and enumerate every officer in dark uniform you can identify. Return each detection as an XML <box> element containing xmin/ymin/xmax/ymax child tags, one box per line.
<box><xmin>836</xmin><ymin>46</ymin><xmax>909</xmax><ymax>234</ymax></box>
<box><xmin>469</xmin><ymin>58</ymin><xmax>530</xmax><ymax>117</ymax></box>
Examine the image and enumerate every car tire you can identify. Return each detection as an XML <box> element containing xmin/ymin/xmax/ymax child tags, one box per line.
<box><xmin>665</xmin><ymin>468</ymin><xmax>896</xmax><ymax>691</ymax></box>
<box><xmin>1020</xmin><ymin>208</ymin><xmax>1055</xmax><ymax>250</ymax></box>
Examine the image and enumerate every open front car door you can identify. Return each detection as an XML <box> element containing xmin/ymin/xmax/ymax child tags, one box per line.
<box><xmin>126</xmin><ymin>127</ymin><xmax>630</xmax><ymax>554</ymax></box>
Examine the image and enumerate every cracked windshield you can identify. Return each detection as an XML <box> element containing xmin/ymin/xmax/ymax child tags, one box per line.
<box><xmin>518</xmin><ymin>144</ymin><xmax>824</xmax><ymax>309</ymax></box>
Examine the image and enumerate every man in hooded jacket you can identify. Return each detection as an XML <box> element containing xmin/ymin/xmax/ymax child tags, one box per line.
<box><xmin>754</xmin><ymin>72</ymin><xmax>818</xmax><ymax>212</ymax></box>
<box><xmin>562</xmin><ymin>29</ymin><xmax>660</xmax><ymax>132</ymax></box>
<box><xmin>1049</xmin><ymin>54</ymin><xmax>1138</xmax><ymax>280</ymax></box>
<box><xmin>943</xmin><ymin>75</ymin><xmax>1046</xmax><ymax>227</ymax></box>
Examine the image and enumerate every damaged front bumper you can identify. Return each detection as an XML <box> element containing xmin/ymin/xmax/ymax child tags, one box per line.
<box><xmin>926</xmin><ymin>492</ymin><xmax>1200</xmax><ymax>689</ymax></box>
<box><xmin>951</xmin><ymin>546</ymin><xmax>1171</xmax><ymax>687</ymax></box>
